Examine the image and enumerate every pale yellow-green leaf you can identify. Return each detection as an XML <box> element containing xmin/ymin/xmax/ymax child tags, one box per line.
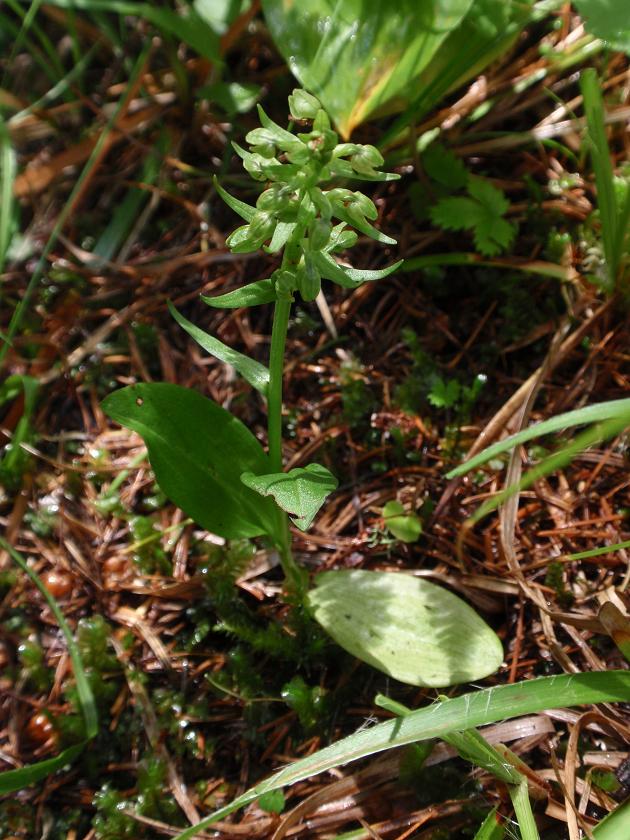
<box><xmin>308</xmin><ymin>570</ymin><xmax>503</xmax><ymax>687</ymax></box>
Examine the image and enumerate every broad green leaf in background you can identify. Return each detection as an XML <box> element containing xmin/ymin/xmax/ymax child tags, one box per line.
<box><xmin>308</xmin><ymin>570</ymin><xmax>503</xmax><ymax>686</ymax></box>
<box><xmin>168</xmin><ymin>302</ymin><xmax>270</xmax><ymax>394</ymax></box>
<box><xmin>193</xmin><ymin>0</ymin><xmax>250</xmax><ymax>35</ymax></box>
<box><xmin>102</xmin><ymin>383</ymin><xmax>279</xmax><ymax>540</ymax></box>
<box><xmin>383</xmin><ymin>0</ymin><xmax>535</xmax><ymax>144</ymax></box>
<box><xmin>261</xmin><ymin>0</ymin><xmax>474</xmax><ymax>138</ymax></box>
<box><xmin>382</xmin><ymin>500</ymin><xmax>422</xmax><ymax>543</ymax></box>
<box><xmin>171</xmin><ymin>671</ymin><xmax>630</xmax><ymax>839</ymax></box>
<box><xmin>574</xmin><ymin>0</ymin><xmax>630</xmax><ymax>54</ymax></box>
<box><xmin>199</xmin><ymin>81</ymin><xmax>262</xmax><ymax>117</ymax></box>
<box><xmin>241</xmin><ymin>463</ymin><xmax>338</xmax><ymax>530</ymax></box>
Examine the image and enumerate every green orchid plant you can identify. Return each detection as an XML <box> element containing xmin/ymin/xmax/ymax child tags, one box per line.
<box><xmin>103</xmin><ymin>90</ymin><xmax>502</xmax><ymax>687</ymax></box>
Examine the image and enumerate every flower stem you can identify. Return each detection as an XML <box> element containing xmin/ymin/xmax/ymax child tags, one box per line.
<box><xmin>268</xmin><ymin>297</ymin><xmax>291</xmax><ymax>473</ymax></box>
<box><xmin>268</xmin><ymin>296</ymin><xmax>305</xmax><ymax>596</ymax></box>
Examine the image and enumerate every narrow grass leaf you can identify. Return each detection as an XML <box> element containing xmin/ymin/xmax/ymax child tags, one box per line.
<box><xmin>45</xmin><ymin>0</ymin><xmax>221</xmax><ymax>61</ymax></box>
<box><xmin>447</xmin><ymin>399</ymin><xmax>630</xmax><ymax>478</ymax></box>
<box><xmin>510</xmin><ymin>776</ymin><xmax>540</xmax><ymax>840</ymax></box>
<box><xmin>567</xmin><ymin>539</ymin><xmax>630</xmax><ymax>561</ymax></box>
<box><xmin>0</xmin><ymin>743</ymin><xmax>85</xmax><ymax>795</ymax></box>
<box><xmin>0</xmin><ymin>116</ymin><xmax>16</xmax><ymax>275</ymax></box>
<box><xmin>0</xmin><ymin>537</ymin><xmax>98</xmax><ymax>738</ymax></box>
<box><xmin>168</xmin><ymin>302</ymin><xmax>269</xmax><ymax>394</ymax></box>
<box><xmin>93</xmin><ymin>133</ymin><xmax>165</xmax><ymax>262</ymax></box>
<box><xmin>403</xmin><ymin>252</ymin><xmax>574</xmax><ymax>281</ymax></box>
<box><xmin>0</xmin><ymin>43</ymin><xmax>151</xmax><ymax>369</ymax></box>
<box><xmin>580</xmin><ymin>68</ymin><xmax>619</xmax><ymax>285</ymax></box>
<box><xmin>473</xmin><ymin>808</ymin><xmax>505</xmax><ymax>840</ymax></box>
<box><xmin>469</xmin><ymin>413</ymin><xmax>630</xmax><ymax>524</ymax></box>
<box><xmin>170</xmin><ymin>671</ymin><xmax>630</xmax><ymax>839</ymax></box>
<box><xmin>0</xmin><ymin>538</ymin><xmax>98</xmax><ymax>794</ymax></box>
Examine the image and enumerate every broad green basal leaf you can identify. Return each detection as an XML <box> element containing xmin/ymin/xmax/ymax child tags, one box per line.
<box><xmin>241</xmin><ymin>463</ymin><xmax>337</xmax><ymax>530</ymax></box>
<box><xmin>308</xmin><ymin>570</ymin><xmax>502</xmax><ymax>687</ymax></box>
<box><xmin>102</xmin><ymin>383</ymin><xmax>279</xmax><ymax>541</ymax></box>
<box><xmin>262</xmin><ymin>0</ymin><xmax>473</xmax><ymax>138</ymax></box>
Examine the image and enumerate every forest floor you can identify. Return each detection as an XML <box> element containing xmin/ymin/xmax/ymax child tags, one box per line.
<box><xmin>1</xmin><ymin>5</ymin><xmax>629</xmax><ymax>839</ymax></box>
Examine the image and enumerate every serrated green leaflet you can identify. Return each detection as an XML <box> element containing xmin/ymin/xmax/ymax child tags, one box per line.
<box><xmin>102</xmin><ymin>383</ymin><xmax>279</xmax><ymax>541</ymax></box>
<box><xmin>171</xmin><ymin>671</ymin><xmax>630</xmax><ymax>839</ymax></box>
<box><xmin>308</xmin><ymin>570</ymin><xmax>503</xmax><ymax>687</ymax></box>
<box><xmin>241</xmin><ymin>463</ymin><xmax>337</xmax><ymax>530</ymax></box>
<box><xmin>168</xmin><ymin>302</ymin><xmax>269</xmax><ymax>394</ymax></box>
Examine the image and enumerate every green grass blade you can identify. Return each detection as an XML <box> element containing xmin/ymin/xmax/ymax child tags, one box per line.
<box><xmin>468</xmin><ymin>412</ymin><xmax>630</xmax><ymax>523</ymax></box>
<box><xmin>0</xmin><ymin>537</ymin><xmax>98</xmax><ymax>739</ymax></box>
<box><xmin>509</xmin><ymin>776</ymin><xmax>539</xmax><ymax>840</ymax></box>
<box><xmin>567</xmin><ymin>539</ymin><xmax>630</xmax><ymax>561</ymax></box>
<box><xmin>0</xmin><ymin>743</ymin><xmax>86</xmax><ymax>795</ymax></box>
<box><xmin>93</xmin><ymin>132</ymin><xmax>166</xmax><ymax>262</ymax></box>
<box><xmin>446</xmin><ymin>399</ymin><xmax>630</xmax><ymax>478</ymax></box>
<box><xmin>0</xmin><ymin>116</ymin><xmax>16</xmax><ymax>276</ymax></box>
<box><xmin>402</xmin><ymin>252</ymin><xmax>574</xmax><ymax>281</ymax></box>
<box><xmin>170</xmin><ymin>671</ymin><xmax>630</xmax><ymax>839</ymax></box>
<box><xmin>0</xmin><ymin>42</ymin><xmax>151</xmax><ymax>368</ymax></box>
<box><xmin>9</xmin><ymin>42</ymin><xmax>98</xmax><ymax>122</ymax></box>
<box><xmin>473</xmin><ymin>808</ymin><xmax>505</xmax><ymax>840</ymax></box>
<box><xmin>593</xmin><ymin>799</ymin><xmax>630</xmax><ymax>839</ymax></box>
<box><xmin>580</xmin><ymin>68</ymin><xmax>618</xmax><ymax>284</ymax></box>
<box><xmin>46</xmin><ymin>0</ymin><xmax>221</xmax><ymax>61</ymax></box>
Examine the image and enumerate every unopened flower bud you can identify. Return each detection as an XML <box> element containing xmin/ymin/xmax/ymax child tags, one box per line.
<box><xmin>288</xmin><ymin>89</ymin><xmax>321</xmax><ymax>120</ymax></box>
<box><xmin>297</xmin><ymin>255</ymin><xmax>321</xmax><ymax>302</ymax></box>
<box><xmin>309</xmin><ymin>218</ymin><xmax>331</xmax><ymax>251</ymax></box>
